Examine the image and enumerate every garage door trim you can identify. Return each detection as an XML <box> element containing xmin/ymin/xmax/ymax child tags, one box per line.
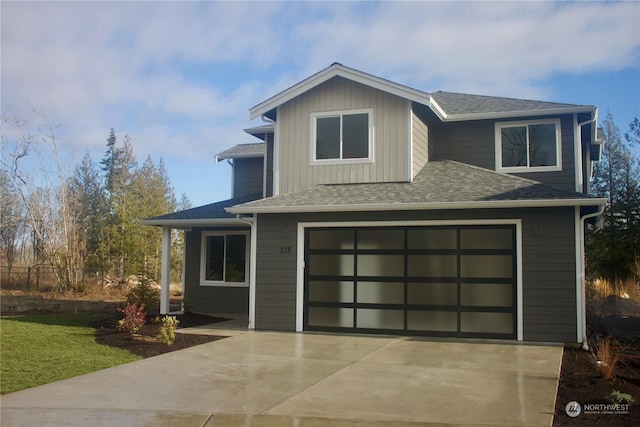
<box><xmin>296</xmin><ymin>219</ymin><xmax>523</xmax><ymax>340</ymax></box>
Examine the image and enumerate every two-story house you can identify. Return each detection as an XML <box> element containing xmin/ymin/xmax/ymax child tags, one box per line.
<box><xmin>144</xmin><ymin>63</ymin><xmax>605</xmax><ymax>345</ymax></box>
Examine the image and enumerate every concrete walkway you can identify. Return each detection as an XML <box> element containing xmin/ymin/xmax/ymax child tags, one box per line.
<box><xmin>1</xmin><ymin>330</ymin><xmax>563</xmax><ymax>427</ymax></box>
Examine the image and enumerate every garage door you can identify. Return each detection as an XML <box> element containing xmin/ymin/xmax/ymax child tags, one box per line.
<box><xmin>304</xmin><ymin>225</ymin><xmax>517</xmax><ymax>339</ymax></box>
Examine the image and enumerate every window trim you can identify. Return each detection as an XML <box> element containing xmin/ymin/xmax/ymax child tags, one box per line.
<box><xmin>310</xmin><ymin>108</ymin><xmax>374</xmax><ymax>165</ymax></box>
<box><xmin>495</xmin><ymin>118</ymin><xmax>562</xmax><ymax>173</ymax></box>
<box><xmin>200</xmin><ymin>231</ymin><xmax>250</xmax><ymax>287</ymax></box>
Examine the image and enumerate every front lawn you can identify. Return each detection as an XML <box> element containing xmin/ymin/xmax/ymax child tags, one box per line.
<box><xmin>0</xmin><ymin>314</ymin><xmax>141</xmax><ymax>394</ymax></box>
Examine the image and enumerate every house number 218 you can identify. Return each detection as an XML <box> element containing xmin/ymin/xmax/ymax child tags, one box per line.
<box><xmin>280</xmin><ymin>246</ymin><xmax>291</xmax><ymax>254</ymax></box>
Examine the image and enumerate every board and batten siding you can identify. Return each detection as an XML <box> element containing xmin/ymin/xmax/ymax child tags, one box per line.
<box><xmin>183</xmin><ymin>228</ymin><xmax>249</xmax><ymax>315</ymax></box>
<box><xmin>233</xmin><ymin>157</ymin><xmax>264</xmax><ymax>198</ymax></box>
<box><xmin>432</xmin><ymin>114</ymin><xmax>577</xmax><ymax>193</ymax></box>
<box><xmin>411</xmin><ymin>109</ymin><xmax>429</xmax><ymax>178</ymax></box>
<box><xmin>254</xmin><ymin>208</ymin><xmax>578</xmax><ymax>342</ymax></box>
<box><xmin>277</xmin><ymin>76</ymin><xmax>410</xmax><ymax>195</ymax></box>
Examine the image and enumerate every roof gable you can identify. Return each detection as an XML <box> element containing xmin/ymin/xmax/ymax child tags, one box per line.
<box><xmin>249</xmin><ymin>63</ymin><xmax>432</xmax><ymax>120</ymax></box>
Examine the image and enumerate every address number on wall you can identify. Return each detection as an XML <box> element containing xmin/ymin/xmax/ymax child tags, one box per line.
<box><xmin>280</xmin><ymin>246</ymin><xmax>292</xmax><ymax>254</ymax></box>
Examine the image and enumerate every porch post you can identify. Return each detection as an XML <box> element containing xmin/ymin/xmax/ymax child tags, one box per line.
<box><xmin>160</xmin><ymin>226</ymin><xmax>171</xmax><ymax>314</ymax></box>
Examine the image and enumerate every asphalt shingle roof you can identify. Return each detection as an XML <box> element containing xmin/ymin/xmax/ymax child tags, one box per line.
<box><xmin>431</xmin><ymin>91</ymin><xmax>593</xmax><ymax>117</ymax></box>
<box><xmin>229</xmin><ymin>160</ymin><xmax>600</xmax><ymax>213</ymax></box>
<box><xmin>145</xmin><ymin>193</ymin><xmax>262</xmax><ymax>222</ymax></box>
<box><xmin>216</xmin><ymin>143</ymin><xmax>265</xmax><ymax>160</ymax></box>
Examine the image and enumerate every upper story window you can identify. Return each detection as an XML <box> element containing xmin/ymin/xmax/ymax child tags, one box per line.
<box><xmin>200</xmin><ymin>232</ymin><xmax>249</xmax><ymax>287</ymax></box>
<box><xmin>495</xmin><ymin>119</ymin><xmax>562</xmax><ymax>173</ymax></box>
<box><xmin>311</xmin><ymin>109</ymin><xmax>373</xmax><ymax>164</ymax></box>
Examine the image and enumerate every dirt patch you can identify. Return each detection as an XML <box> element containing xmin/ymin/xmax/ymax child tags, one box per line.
<box><xmin>553</xmin><ymin>314</ymin><xmax>640</xmax><ymax>427</ymax></box>
<box><xmin>92</xmin><ymin>313</ymin><xmax>228</xmax><ymax>358</ymax></box>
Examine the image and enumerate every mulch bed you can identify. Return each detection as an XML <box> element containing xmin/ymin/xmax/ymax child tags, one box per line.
<box><xmin>553</xmin><ymin>315</ymin><xmax>640</xmax><ymax>427</ymax></box>
<box><xmin>92</xmin><ymin>313</ymin><xmax>228</xmax><ymax>358</ymax></box>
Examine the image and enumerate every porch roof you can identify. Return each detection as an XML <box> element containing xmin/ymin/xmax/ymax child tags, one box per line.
<box><xmin>142</xmin><ymin>193</ymin><xmax>261</xmax><ymax>228</ymax></box>
<box><xmin>226</xmin><ymin>160</ymin><xmax>605</xmax><ymax>214</ymax></box>
<box><xmin>215</xmin><ymin>143</ymin><xmax>265</xmax><ymax>161</ymax></box>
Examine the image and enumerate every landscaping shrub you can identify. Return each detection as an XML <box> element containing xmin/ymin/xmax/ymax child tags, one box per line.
<box><xmin>117</xmin><ymin>303</ymin><xmax>146</xmax><ymax>334</ymax></box>
<box><xmin>592</xmin><ymin>336</ymin><xmax>621</xmax><ymax>380</ymax></box>
<box><xmin>156</xmin><ymin>315</ymin><xmax>180</xmax><ymax>346</ymax></box>
<box><xmin>604</xmin><ymin>389</ymin><xmax>635</xmax><ymax>405</ymax></box>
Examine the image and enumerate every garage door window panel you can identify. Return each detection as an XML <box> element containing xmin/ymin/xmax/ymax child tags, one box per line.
<box><xmin>358</xmin><ymin>254</ymin><xmax>404</xmax><ymax>277</ymax></box>
<box><xmin>309</xmin><ymin>229</ymin><xmax>354</xmax><ymax>250</ymax></box>
<box><xmin>408</xmin><ymin>282</ymin><xmax>458</xmax><ymax>305</ymax></box>
<box><xmin>357</xmin><ymin>281</ymin><xmax>404</xmax><ymax>304</ymax></box>
<box><xmin>461</xmin><ymin>283</ymin><xmax>513</xmax><ymax>307</ymax></box>
<box><xmin>460</xmin><ymin>228</ymin><xmax>513</xmax><ymax>249</ymax></box>
<box><xmin>461</xmin><ymin>312</ymin><xmax>514</xmax><ymax>334</ymax></box>
<box><xmin>308</xmin><ymin>254</ymin><xmax>354</xmax><ymax>276</ymax></box>
<box><xmin>460</xmin><ymin>255</ymin><xmax>513</xmax><ymax>278</ymax></box>
<box><xmin>308</xmin><ymin>281</ymin><xmax>354</xmax><ymax>303</ymax></box>
<box><xmin>408</xmin><ymin>228</ymin><xmax>457</xmax><ymax>249</ymax></box>
<box><xmin>408</xmin><ymin>255</ymin><xmax>457</xmax><ymax>277</ymax></box>
<box><xmin>357</xmin><ymin>309</ymin><xmax>404</xmax><ymax>330</ymax></box>
<box><xmin>308</xmin><ymin>307</ymin><xmax>354</xmax><ymax>328</ymax></box>
<box><xmin>407</xmin><ymin>311</ymin><xmax>458</xmax><ymax>332</ymax></box>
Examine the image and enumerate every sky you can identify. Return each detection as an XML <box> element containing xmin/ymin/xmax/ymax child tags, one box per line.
<box><xmin>2</xmin><ymin>1</ymin><xmax>639</xmax><ymax>208</ymax></box>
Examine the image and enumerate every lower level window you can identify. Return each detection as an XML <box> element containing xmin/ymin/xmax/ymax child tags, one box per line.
<box><xmin>201</xmin><ymin>233</ymin><xmax>248</xmax><ymax>286</ymax></box>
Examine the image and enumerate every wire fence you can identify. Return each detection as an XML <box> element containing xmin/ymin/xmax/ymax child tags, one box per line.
<box><xmin>0</xmin><ymin>266</ymin><xmax>103</xmax><ymax>291</ymax></box>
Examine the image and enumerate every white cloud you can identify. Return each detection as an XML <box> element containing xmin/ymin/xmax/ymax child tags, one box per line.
<box><xmin>2</xmin><ymin>0</ymin><xmax>638</xmax><ymax>205</ymax></box>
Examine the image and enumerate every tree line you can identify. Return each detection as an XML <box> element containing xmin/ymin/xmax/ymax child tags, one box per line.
<box><xmin>1</xmin><ymin>112</ymin><xmax>638</xmax><ymax>292</ymax></box>
<box><xmin>1</xmin><ymin>116</ymin><xmax>190</xmax><ymax>290</ymax></box>
<box><xmin>587</xmin><ymin>113</ymin><xmax>640</xmax><ymax>288</ymax></box>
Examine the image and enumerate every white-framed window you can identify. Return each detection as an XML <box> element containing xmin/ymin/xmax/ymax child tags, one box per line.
<box><xmin>495</xmin><ymin>119</ymin><xmax>562</xmax><ymax>173</ymax></box>
<box><xmin>200</xmin><ymin>232</ymin><xmax>249</xmax><ymax>287</ymax></box>
<box><xmin>311</xmin><ymin>108</ymin><xmax>373</xmax><ymax>164</ymax></box>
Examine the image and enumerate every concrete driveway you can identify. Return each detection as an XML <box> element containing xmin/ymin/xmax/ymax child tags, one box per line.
<box><xmin>1</xmin><ymin>330</ymin><xmax>563</xmax><ymax>427</ymax></box>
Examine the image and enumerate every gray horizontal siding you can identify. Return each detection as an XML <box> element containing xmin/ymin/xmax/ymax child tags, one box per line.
<box><xmin>233</xmin><ymin>157</ymin><xmax>264</xmax><ymax>198</ymax></box>
<box><xmin>183</xmin><ymin>228</ymin><xmax>249</xmax><ymax>315</ymax></box>
<box><xmin>253</xmin><ymin>207</ymin><xmax>578</xmax><ymax>342</ymax></box>
<box><xmin>431</xmin><ymin>114</ymin><xmax>577</xmax><ymax>192</ymax></box>
<box><xmin>255</xmin><ymin>215</ymin><xmax>298</xmax><ymax>330</ymax></box>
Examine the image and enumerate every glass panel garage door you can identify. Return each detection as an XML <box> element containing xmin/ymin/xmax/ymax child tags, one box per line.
<box><xmin>304</xmin><ymin>226</ymin><xmax>516</xmax><ymax>339</ymax></box>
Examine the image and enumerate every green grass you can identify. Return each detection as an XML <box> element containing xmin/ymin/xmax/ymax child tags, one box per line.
<box><xmin>1</xmin><ymin>313</ymin><xmax>141</xmax><ymax>394</ymax></box>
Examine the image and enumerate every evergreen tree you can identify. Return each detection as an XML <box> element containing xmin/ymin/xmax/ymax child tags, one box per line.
<box><xmin>69</xmin><ymin>151</ymin><xmax>107</xmax><ymax>273</ymax></box>
<box><xmin>587</xmin><ymin>112</ymin><xmax>640</xmax><ymax>285</ymax></box>
<box><xmin>99</xmin><ymin>131</ymin><xmax>138</xmax><ymax>279</ymax></box>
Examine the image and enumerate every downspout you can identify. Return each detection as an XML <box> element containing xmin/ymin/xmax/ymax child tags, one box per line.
<box><xmin>578</xmin><ymin>203</ymin><xmax>605</xmax><ymax>350</ymax></box>
<box><xmin>237</xmin><ymin>214</ymin><xmax>257</xmax><ymax>330</ymax></box>
<box><xmin>575</xmin><ymin>113</ymin><xmax>597</xmax><ymax>192</ymax></box>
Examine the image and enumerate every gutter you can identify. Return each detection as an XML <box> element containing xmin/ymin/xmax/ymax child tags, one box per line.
<box><xmin>140</xmin><ymin>218</ymin><xmax>247</xmax><ymax>228</ymax></box>
<box><xmin>226</xmin><ymin>197</ymin><xmax>608</xmax><ymax>215</ymax></box>
<box><xmin>578</xmin><ymin>203</ymin><xmax>606</xmax><ymax>351</ymax></box>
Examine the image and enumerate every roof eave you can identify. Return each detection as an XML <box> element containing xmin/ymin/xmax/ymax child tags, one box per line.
<box><xmin>215</xmin><ymin>153</ymin><xmax>265</xmax><ymax>162</ymax></box>
<box><xmin>226</xmin><ymin>198</ymin><xmax>606</xmax><ymax>215</ymax></box>
<box><xmin>140</xmin><ymin>218</ymin><xmax>249</xmax><ymax>228</ymax></box>
<box><xmin>441</xmin><ymin>106</ymin><xmax>597</xmax><ymax>122</ymax></box>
